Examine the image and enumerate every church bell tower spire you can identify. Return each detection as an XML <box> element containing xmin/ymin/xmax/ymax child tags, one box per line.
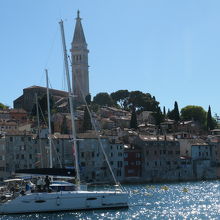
<box><xmin>71</xmin><ymin>10</ymin><xmax>89</xmax><ymax>104</ymax></box>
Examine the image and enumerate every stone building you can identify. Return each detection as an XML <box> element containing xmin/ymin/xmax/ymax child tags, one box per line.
<box><xmin>76</xmin><ymin>132</ymin><xmax>125</xmax><ymax>183</ymax></box>
<box><xmin>135</xmin><ymin>135</ymin><xmax>181</xmax><ymax>182</ymax></box>
<box><xmin>124</xmin><ymin>145</ymin><xmax>142</xmax><ymax>181</ymax></box>
<box><xmin>13</xmin><ymin>86</ymin><xmax>68</xmax><ymax>113</ymax></box>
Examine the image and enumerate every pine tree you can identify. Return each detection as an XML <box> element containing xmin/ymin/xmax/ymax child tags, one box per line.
<box><xmin>82</xmin><ymin>107</ymin><xmax>92</xmax><ymax>131</ymax></box>
<box><xmin>130</xmin><ymin>107</ymin><xmax>138</xmax><ymax>129</ymax></box>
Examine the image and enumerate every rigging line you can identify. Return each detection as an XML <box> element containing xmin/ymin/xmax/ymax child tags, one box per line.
<box><xmin>62</xmin><ymin>57</ymin><xmax>67</xmax><ymax>91</ymax></box>
<box><xmin>38</xmin><ymin>103</ymin><xmax>47</xmax><ymax>126</ymax></box>
<box><xmin>51</xmin><ymin>138</ymin><xmax>62</xmax><ymax>168</ymax></box>
<box><xmin>44</xmin><ymin>26</ymin><xmax>59</xmax><ymax>68</ymax></box>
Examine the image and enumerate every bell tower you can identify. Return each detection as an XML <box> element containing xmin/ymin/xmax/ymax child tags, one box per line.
<box><xmin>71</xmin><ymin>10</ymin><xmax>89</xmax><ymax>104</ymax></box>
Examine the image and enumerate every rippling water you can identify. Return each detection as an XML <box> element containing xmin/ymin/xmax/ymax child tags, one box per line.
<box><xmin>1</xmin><ymin>180</ymin><xmax>220</xmax><ymax>219</ymax></box>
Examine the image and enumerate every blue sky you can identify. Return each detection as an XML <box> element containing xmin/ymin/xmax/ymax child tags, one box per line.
<box><xmin>1</xmin><ymin>0</ymin><xmax>220</xmax><ymax>116</ymax></box>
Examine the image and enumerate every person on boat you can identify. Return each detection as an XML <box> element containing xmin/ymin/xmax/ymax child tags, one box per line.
<box><xmin>44</xmin><ymin>176</ymin><xmax>51</xmax><ymax>191</ymax></box>
<box><xmin>36</xmin><ymin>177</ymin><xmax>44</xmax><ymax>191</ymax></box>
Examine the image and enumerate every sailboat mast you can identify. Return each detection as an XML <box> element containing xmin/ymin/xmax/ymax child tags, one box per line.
<box><xmin>35</xmin><ymin>93</ymin><xmax>43</xmax><ymax>168</ymax></box>
<box><xmin>59</xmin><ymin>20</ymin><xmax>80</xmax><ymax>186</ymax></box>
<box><xmin>45</xmin><ymin>69</ymin><xmax>53</xmax><ymax>168</ymax></box>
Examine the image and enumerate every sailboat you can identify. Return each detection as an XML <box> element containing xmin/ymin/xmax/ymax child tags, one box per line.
<box><xmin>0</xmin><ymin>19</ymin><xmax>128</xmax><ymax>214</ymax></box>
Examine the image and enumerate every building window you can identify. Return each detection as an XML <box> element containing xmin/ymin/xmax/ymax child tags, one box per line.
<box><xmin>92</xmin><ymin>152</ymin><xmax>95</xmax><ymax>157</ymax></box>
<box><xmin>154</xmin><ymin>151</ymin><xmax>157</xmax><ymax>155</ymax></box>
<box><xmin>21</xmin><ymin>155</ymin><xmax>24</xmax><ymax>159</ymax></box>
<box><xmin>124</xmin><ymin>153</ymin><xmax>128</xmax><ymax>158</ymax></box>
<box><xmin>21</xmin><ymin>137</ymin><xmax>24</xmax><ymax>142</ymax></box>
<box><xmin>124</xmin><ymin>161</ymin><xmax>128</xmax><ymax>166</ymax></box>
<box><xmin>155</xmin><ymin>161</ymin><xmax>157</xmax><ymax>166</ymax></box>
<box><xmin>146</xmin><ymin>150</ymin><xmax>149</xmax><ymax>155</ymax></box>
<box><xmin>117</xmin><ymin>161</ymin><xmax>123</xmax><ymax>168</ymax></box>
<box><xmin>29</xmin><ymin>154</ymin><xmax>32</xmax><ymax>159</ymax></box>
<box><xmin>136</xmin><ymin>153</ymin><xmax>141</xmax><ymax>158</ymax></box>
<box><xmin>110</xmin><ymin>161</ymin><xmax>114</xmax><ymax>165</ymax></box>
<box><xmin>116</xmin><ymin>170</ymin><xmax>121</xmax><ymax>177</ymax></box>
<box><xmin>81</xmin><ymin>162</ymin><xmax>85</xmax><ymax>167</ymax></box>
<box><xmin>10</xmin><ymin>137</ymin><xmax>13</xmax><ymax>142</ymax></box>
<box><xmin>136</xmin><ymin>161</ymin><xmax>141</xmax><ymax>165</ymax></box>
<box><xmin>81</xmin><ymin>152</ymin><xmax>84</xmax><ymax>158</ymax></box>
<box><xmin>118</xmin><ymin>152</ymin><xmax>123</xmax><ymax>157</ymax></box>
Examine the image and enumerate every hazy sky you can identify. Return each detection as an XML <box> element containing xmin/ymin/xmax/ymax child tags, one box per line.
<box><xmin>1</xmin><ymin>0</ymin><xmax>220</xmax><ymax>116</ymax></box>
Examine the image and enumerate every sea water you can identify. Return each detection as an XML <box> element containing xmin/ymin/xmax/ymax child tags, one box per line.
<box><xmin>1</xmin><ymin>180</ymin><xmax>220</xmax><ymax>220</ymax></box>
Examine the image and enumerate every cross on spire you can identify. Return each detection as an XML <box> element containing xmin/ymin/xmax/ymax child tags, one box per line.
<box><xmin>77</xmin><ymin>10</ymin><xmax>80</xmax><ymax>19</ymax></box>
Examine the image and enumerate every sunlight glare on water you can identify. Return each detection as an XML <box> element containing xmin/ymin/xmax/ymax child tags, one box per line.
<box><xmin>1</xmin><ymin>181</ymin><xmax>220</xmax><ymax>219</ymax></box>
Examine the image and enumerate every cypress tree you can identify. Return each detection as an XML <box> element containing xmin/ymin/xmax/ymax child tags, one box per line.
<box><xmin>207</xmin><ymin>105</ymin><xmax>214</xmax><ymax>131</ymax></box>
<box><xmin>163</xmin><ymin>106</ymin><xmax>166</xmax><ymax>117</ymax></box>
<box><xmin>82</xmin><ymin>107</ymin><xmax>92</xmax><ymax>131</ymax></box>
<box><xmin>130</xmin><ymin>107</ymin><xmax>138</xmax><ymax>129</ymax></box>
<box><xmin>173</xmin><ymin>101</ymin><xmax>180</xmax><ymax>122</ymax></box>
<box><xmin>61</xmin><ymin>115</ymin><xmax>68</xmax><ymax>134</ymax></box>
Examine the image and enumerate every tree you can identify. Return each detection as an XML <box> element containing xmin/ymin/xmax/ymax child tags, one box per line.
<box><xmin>82</xmin><ymin>106</ymin><xmax>92</xmax><ymax>131</ymax></box>
<box><xmin>163</xmin><ymin>106</ymin><xmax>166</xmax><ymax>117</ymax></box>
<box><xmin>128</xmin><ymin>91</ymin><xmax>159</xmax><ymax>112</ymax></box>
<box><xmin>130</xmin><ymin>107</ymin><xmax>138</xmax><ymax>129</ymax></box>
<box><xmin>110</xmin><ymin>90</ymin><xmax>129</xmax><ymax>109</ymax></box>
<box><xmin>0</xmin><ymin>103</ymin><xmax>9</xmax><ymax>110</ymax></box>
<box><xmin>152</xmin><ymin>106</ymin><xmax>164</xmax><ymax>125</ymax></box>
<box><xmin>181</xmin><ymin>105</ymin><xmax>206</xmax><ymax>127</ymax></box>
<box><xmin>207</xmin><ymin>105</ymin><xmax>215</xmax><ymax>131</ymax></box>
<box><xmin>85</xmin><ymin>94</ymin><xmax>91</xmax><ymax>105</ymax></box>
<box><xmin>167</xmin><ymin>101</ymin><xmax>180</xmax><ymax>122</ymax></box>
<box><xmin>61</xmin><ymin>115</ymin><xmax>68</xmax><ymax>134</ymax></box>
<box><xmin>93</xmin><ymin>92</ymin><xmax>114</xmax><ymax>106</ymax></box>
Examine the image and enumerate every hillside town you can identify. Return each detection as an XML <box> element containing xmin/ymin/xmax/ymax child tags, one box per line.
<box><xmin>1</xmin><ymin>11</ymin><xmax>219</xmax><ymax>185</ymax></box>
<box><xmin>0</xmin><ymin>94</ymin><xmax>220</xmax><ymax>184</ymax></box>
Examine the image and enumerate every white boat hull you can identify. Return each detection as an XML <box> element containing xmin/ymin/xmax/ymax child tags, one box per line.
<box><xmin>0</xmin><ymin>190</ymin><xmax>128</xmax><ymax>214</ymax></box>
